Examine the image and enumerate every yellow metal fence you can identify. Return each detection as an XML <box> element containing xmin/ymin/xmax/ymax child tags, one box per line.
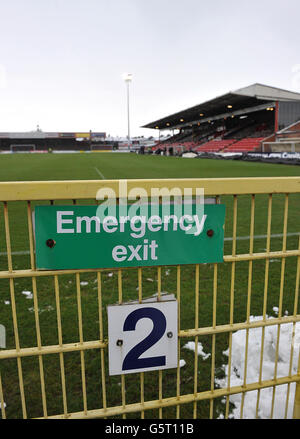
<box><xmin>0</xmin><ymin>177</ymin><xmax>299</xmax><ymax>419</ymax></box>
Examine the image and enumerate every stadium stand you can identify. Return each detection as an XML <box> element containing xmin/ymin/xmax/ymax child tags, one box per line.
<box><xmin>151</xmin><ymin>118</ymin><xmax>274</xmax><ymax>154</ymax></box>
<box><xmin>142</xmin><ymin>84</ymin><xmax>300</xmax><ymax>154</ymax></box>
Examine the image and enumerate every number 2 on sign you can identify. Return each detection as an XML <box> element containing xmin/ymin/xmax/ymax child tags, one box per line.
<box><xmin>122</xmin><ymin>307</ymin><xmax>166</xmax><ymax>371</ymax></box>
<box><xmin>108</xmin><ymin>300</ymin><xmax>178</xmax><ymax>375</ymax></box>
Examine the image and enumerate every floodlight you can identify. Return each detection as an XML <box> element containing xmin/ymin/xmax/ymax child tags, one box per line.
<box><xmin>122</xmin><ymin>73</ymin><xmax>132</xmax><ymax>82</ymax></box>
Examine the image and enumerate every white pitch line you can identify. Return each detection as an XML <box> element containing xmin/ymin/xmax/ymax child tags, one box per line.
<box><xmin>1</xmin><ymin>232</ymin><xmax>299</xmax><ymax>257</ymax></box>
<box><xmin>94</xmin><ymin>167</ymin><xmax>105</xmax><ymax>179</ymax></box>
<box><xmin>0</xmin><ymin>250</ymin><xmax>31</xmax><ymax>256</ymax></box>
<box><xmin>14</xmin><ymin>250</ymin><xmax>31</xmax><ymax>254</ymax></box>
<box><xmin>224</xmin><ymin>232</ymin><xmax>300</xmax><ymax>242</ymax></box>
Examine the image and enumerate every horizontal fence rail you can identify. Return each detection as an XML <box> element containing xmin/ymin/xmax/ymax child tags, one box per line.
<box><xmin>1</xmin><ymin>176</ymin><xmax>300</xmax><ymax>200</ymax></box>
<box><xmin>0</xmin><ymin>177</ymin><xmax>299</xmax><ymax>419</ymax></box>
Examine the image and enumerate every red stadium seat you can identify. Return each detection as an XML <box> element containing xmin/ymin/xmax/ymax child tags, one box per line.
<box><xmin>222</xmin><ymin>137</ymin><xmax>264</xmax><ymax>153</ymax></box>
<box><xmin>195</xmin><ymin>139</ymin><xmax>236</xmax><ymax>152</ymax></box>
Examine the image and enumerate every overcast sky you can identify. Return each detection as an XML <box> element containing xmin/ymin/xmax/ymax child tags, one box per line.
<box><xmin>0</xmin><ymin>0</ymin><xmax>300</xmax><ymax>138</ymax></box>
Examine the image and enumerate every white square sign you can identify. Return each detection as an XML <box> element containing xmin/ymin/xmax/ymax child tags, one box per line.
<box><xmin>107</xmin><ymin>299</ymin><xmax>178</xmax><ymax>375</ymax></box>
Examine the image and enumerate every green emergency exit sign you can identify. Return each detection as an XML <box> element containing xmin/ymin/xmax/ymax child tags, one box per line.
<box><xmin>34</xmin><ymin>204</ymin><xmax>225</xmax><ymax>270</ymax></box>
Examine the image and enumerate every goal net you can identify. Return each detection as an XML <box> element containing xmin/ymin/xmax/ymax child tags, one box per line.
<box><xmin>10</xmin><ymin>144</ymin><xmax>36</xmax><ymax>153</ymax></box>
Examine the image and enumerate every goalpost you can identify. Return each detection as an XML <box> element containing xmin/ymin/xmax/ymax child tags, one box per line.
<box><xmin>10</xmin><ymin>144</ymin><xmax>36</xmax><ymax>153</ymax></box>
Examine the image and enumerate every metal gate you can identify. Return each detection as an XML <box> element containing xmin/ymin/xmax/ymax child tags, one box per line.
<box><xmin>0</xmin><ymin>177</ymin><xmax>299</xmax><ymax>419</ymax></box>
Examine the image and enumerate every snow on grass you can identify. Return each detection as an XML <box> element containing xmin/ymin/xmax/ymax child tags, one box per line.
<box><xmin>179</xmin><ymin>359</ymin><xmax>186</xmax><ymax>368</ymax></box>
<box><xmin>215</xmin><ymin>315</ymin><xmax>300</xmax><ymax>419</ymax></box>
<box><xmin>28</xmin><ymin>305</ymin><xmax>54</xmax><ymax>314</ymax></box>
<box><xmin>183</xmin><ymin>341</ymin><xmax>211</xmax><ymax>360</ymax></box>
<box><xmin>182</xmin><ymin>311</ymin><xmax>300</xmax><ymax>418</ymax></box>
<box><xmin>21</xmin><ymin>290</ymin><xmax>33</xmax><ymax>299</ymax></box>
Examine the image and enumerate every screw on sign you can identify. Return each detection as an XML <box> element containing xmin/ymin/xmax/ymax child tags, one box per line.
<box><xmin>46</xmin><ymin>239</ymin><xmax>56</xmax><ymax>248</ymax></box>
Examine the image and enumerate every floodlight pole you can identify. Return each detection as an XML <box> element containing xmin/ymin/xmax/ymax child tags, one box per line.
<box><xmin>126</xmin><ymin>80</ymin><xmax>130</xmax><ymax>145</ymax></box>
<box><xmin>123</xmin><ymin>73</ymin><xmax>132</xmax><ymax>149</ymax></box>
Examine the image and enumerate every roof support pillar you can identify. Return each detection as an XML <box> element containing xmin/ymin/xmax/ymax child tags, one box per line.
<box><xmin>275</xmin><ymin>101</ymin><xmax>279</xmax><ymax>132</ymax></box>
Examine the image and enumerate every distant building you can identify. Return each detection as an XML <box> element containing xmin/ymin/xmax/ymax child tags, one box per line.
<box><xmin>0</xmin><ymin>130</ymin><xmax>108</xmax><ymax>152</ymax></box>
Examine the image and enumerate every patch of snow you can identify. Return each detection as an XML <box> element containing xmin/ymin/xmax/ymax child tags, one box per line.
<box><xmin>183</xmin><ymin>313</ymin><xmax>300</xmax><ymax>418</ymax></box>
<box><xmin>28</xmin><ymin>305</ymin><xmax>54</xmax><ymax>314</ymax></box>
<box><xmin>22</xmin><ymin>291</ymin><xmax>33</xmax><ymax>299</ymax></box>
<box><xmin>215</xmin><ymin>315</ymin><xmax>300</xmax><ymax>418</ymax></box>
<box><xmin>183</xmin><ymin>341</ymin><xmax>211</xmax><ymax>360</ymax></box>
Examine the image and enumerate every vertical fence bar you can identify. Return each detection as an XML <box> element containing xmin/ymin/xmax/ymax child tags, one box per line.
<box><xmin>270</xmin><ymin>194</ymin><xmax>289</xmax><ymax>418</ymax></box>
<box><xmin>193</xmin><ymin>264</ymin><xmax>200</xmax><ymax>418</ymax></box>
<box><xmin>27</xmin><ymin>201</ymin><xmax>48</xmax><ymax>418</ymax></box>
<box><xmin>293</xmin><ymin>319</ymin><xmax>300</xmax><ymax>420</ymax></box>
<box><xmin>240</xmin><ymin>194</ymin><xmax>255</xmax><ymax>418</ymax></box>
<box><xmin>118</xmin><ymin>269</ymin><xmax>126</xmax><ymax>419</ymax></box>
<box><xmin>75</xmin><ymin>273</ymin><xmax>88</xmax><ymax>416</ymax></box>
<box><xmin>0</xmin><ymin>372</ymin><xmax>6</xmax><ymax>419</ymax></box>
<box><xmin>137</xmin><ymin>267</ymin><xmax>145</xmax><ymax>418</ymax></box>
<box><xmin>286</xmin><ymin>235</ymin><xmax>300</xmax><ymax>418</ymax></box>
<box><xmin>225</xmin><ymin>194</ymin><xmax>237</xmax><ymax>418</ymax></box>
<box><xmin>97</xmin><ymin>271</ymin><xmax>107</xmax><ymax>414</ymax></box>
<box><xmin>293</xmin><ymin>377</ymin><xmax>300</xmax><ymax>419</ymax></box>
<box><xmin>209</xmin><ymin>263</ymin><xmax>218</xmax><ymax>418</ymax></box>
<box><xmin>256</xmin><ymin>194</ymin><xmax>272</xmax><ymax>417</ymax></box>
<box><xmin>3</xmin><ymin>201</ymin><xmax>27</xmax><ymax>418</ymax></box>
<box><xmin>293</xmin><ymin>240</ymin><xmax>300</xmax><ymax>419</ymax></box>
<box><xmin>54</xmin><ymin>275</ymin><xmax>68</xmax><ymax>417</ymax></box>
<box><xmin>157</xmin><ymin>266</ymin><xmax>163</xmax><ymax>419</ymax></box>
<box><xmin>176</xmin><ymin>265</ymin><xmax>181</xmax><ymax>419</ymax></box>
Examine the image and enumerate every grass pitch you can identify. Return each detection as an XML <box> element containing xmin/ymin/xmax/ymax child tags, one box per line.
<box><xmin>1</xmin><ymin>152</ymin><xmax>300</xmax><ymax>181</ymax></box>
<box><xmin>0</xmin><ymin>152</ymin><xmax>300</xmax><ymax>419</ymax></box>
